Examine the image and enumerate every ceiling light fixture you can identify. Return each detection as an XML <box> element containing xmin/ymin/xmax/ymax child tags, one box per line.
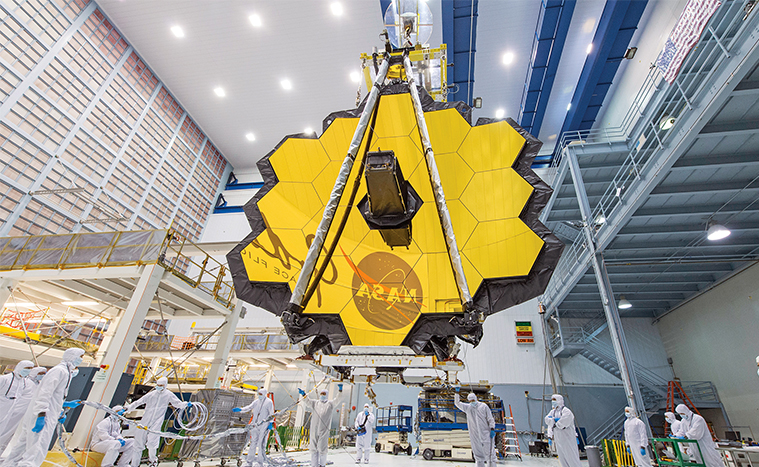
<box><xmin>350</xmin><ymin>71</ymin><xmax>361</xmax><ymax>83</ymax></box>
<box><xmin>331</xmin><ymin>2</ymin><xmax>343</xmax><ymax>16</ymax></box>
<box><xmin>618</xmin><ymin>296</ymin><xmax>632</xmax><ymax>309</ymax></box>
<box><xmin>249</xmin><ymin>14</ymin><xmax>262</xmax><ymax>27</ymax></box>
<box><xmin>567</xmin><ymin>103</ymin><xmax>572</xmax><ymax>111</ymax></box>
<box><xmin>624</xmin><ymin>47</ymin><xmax>638</xmax><ymax>60</ymax></box>
<box><xmin>214</xmin><ymin>87</ymin><xmax>226</xmax><ymax>97</ymax></box>
<box><xmin>62</xmin><ymin>301</ymin><xmax>98</xmax><ymax>307</ymax></box>
<box><xmin>246</xmin><ymin>133</ymin><xmax>256</xmax><ymax>142</ymax></box>
<box><xmin>594</xmin><ymin>213</ymin><xmax>606</xmax><ymax>225</ymax></box>
<box><xmin>586</xmin><ymin>43</ymin><xmax>593</xmax><ymax>55</ymax></box>
<box><xmin>473</xmin><ymin>97</ymin><xmax>482</xmax><ymax>108</ymax></box>
<box><xmin>170</xmin><ymin>26</ymin><xmax>185</xmax><ymax>38</ymax></box>
<box><xmin>706</xmin><ymin>221</ymin><xmax>731</xmax><ymax>241</ymax></box>
<box><xmin>495</xmin><ymin>108</ymin><xmax>505</xmax><ymax>119</ymax></box>
<box><xmin>502</xmin><ymin>52</ymin><xmax>514</xmax><ymax>65</ymax></box>
<box><xmin>659</xmin><ymin>115</ymin><xmax>676</xmax><ymax>130</ymax></box>
<box><xmin>280</xmin><ymin>79</ymin><xmax>292</xmax><ymax>90</ymax></box>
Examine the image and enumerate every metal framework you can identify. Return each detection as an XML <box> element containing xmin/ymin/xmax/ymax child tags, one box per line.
<box><xmin>0</xmin><ymin>1</ymin><xmax>230</xmax><ymax>241</ymax></box>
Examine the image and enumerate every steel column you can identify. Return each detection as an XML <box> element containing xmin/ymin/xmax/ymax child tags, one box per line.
<box><xmin>565</xmin><ymin>146</ymin><xmax>650</xmax><ymax>432</ymax></box>
<box><xmin>205</xmin><ymin>300</ymin><xmax>243</xmax><ymax>388</ymax></box>
<box><xmin>70</xmin><ymin>263</ymin><xmax>164</xmax><ymax>448</ymax></box>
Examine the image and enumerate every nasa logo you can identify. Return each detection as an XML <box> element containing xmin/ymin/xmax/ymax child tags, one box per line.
<box><xmin>350</xmin><ymin>252</ymin><xmax>423</xmax><ymax>330</ymax></box>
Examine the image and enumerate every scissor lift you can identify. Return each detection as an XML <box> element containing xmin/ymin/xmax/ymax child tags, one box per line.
<box><xmin>374</xmin><ymin>405</ymin><xmax>414</xmax><ymax>455</ymax></box>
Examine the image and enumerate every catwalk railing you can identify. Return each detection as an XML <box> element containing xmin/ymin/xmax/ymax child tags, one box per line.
<box><xmin>541</xmin><ymin>0</ymin><xmax>754</xmax><ymax>310</ymax></box>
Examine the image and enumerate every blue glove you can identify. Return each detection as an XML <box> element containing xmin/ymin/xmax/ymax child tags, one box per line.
<box><xmin>554</xmin><ymin>417</ymin><xmax>560</xmax><ymax>422</ymax></box>
<box><xmin>298</xmin><ymin>388</ymin><xmax>306</xmax><ymax>396</ymax></box>
<box><xmin>267</xmin><ymin>422</ymin><xmax>273</xmax><ymax>430</ymax></box>
<box><xmin>337</xmin><ymin>383</ymin><xmax>343</xmax><ymax>392</ymax></box>
<box><xmin>455</xmin><ymin>386</ymin><xmax>461</xmax><ymax>393</ymax></box>
<box><xmin>232</xmin><ymin>407</ymin><xmax>242</xmax><ymax>413</ymax></box>
<box><xmin>119</xmin><ymin>439</ymin><xmax>126</xmax><ymax>447</ymax></box>
<box><xmin>186</xmin><ymin>402</ymin><xmax>193</xmax><ymax>409</ymax></box>
<box><xmin>640</xmin><ymin>448</ymin><xmax>646</xmax><ymax>456</ymax></box>
<box><xmin>62</xmin><ymin>400</ymin><xmax>81</xmax><ymax>409</ymax></box>
<box><xmin>626</xmin><ymin>446</ymin><xmax>631</xmax><ymax>454</ymax></box>
<box><xmin>490</xmin><ymin>429</ymin><xmax>496</xmax><ymax>439</ymax></box>
<box><xmin>548</xmin><ymin>439</ymin><xmax>552</xmax><ymax>446</ymax></box>
<box><xmin>32</xmin><ymin>414</ymin><xmax>45</xmax><ymax>433</ymax></box>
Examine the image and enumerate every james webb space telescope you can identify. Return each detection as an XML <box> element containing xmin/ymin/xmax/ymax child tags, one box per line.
<box><xmin>227</xmin><ymin>0</ymin><xmax>563</xmax><ymax>381</ymax></box>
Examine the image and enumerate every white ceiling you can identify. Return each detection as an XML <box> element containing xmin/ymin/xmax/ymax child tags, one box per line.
<box><xmin>97</xmin><ymin>0</ymin><xmax>620</xmax><ymax>171</ymax></box>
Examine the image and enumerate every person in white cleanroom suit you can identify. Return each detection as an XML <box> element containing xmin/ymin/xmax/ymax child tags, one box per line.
<box><xmin>623</xmin><ymin>407</ymin><xmax>651</xmax><ymax>467</ymax></box>
<box><xmin>0</xmin><ymin>361</ymin><xmax>34</xmax><ymax>437</ymax></box>
<box><xmin>298</xmin><ymin>386</ymin><xmax>342</xmax><ymax>467</ymax></box>
<box><xmin>0</xmin><ymin>366</ymin><xmax>46</xmax><ymax>454</ymax></box>
<box><xmin>354</xmin><ymin>404</ymin><xmax>375</xmax><ymax>464</ymax></box>
<box><xmin>454</xmin><ymin>391</ymin><xmax>495</xmax><ymax>467</ymax></box>
<box><xmin>545</xmin><ymin>394</ymin><xmax>582</xmax><ymax>467</ymax></box>
<box><xmin>676</xmin><ymin>404</ymin><xmax>722</xmax><ymax>467</ymax></box>
<box><xmin>233</xmin><ymin>388</ymin><xmax>274</xmax><ymax>467</ymax></box>
<box><xmin>665</xmin><ymin>412</ymin><xmax>684</xmax><ymax>437</ymax></box>
<box><xmin>1</xmin><ymin>348</ymin><xmax>84</xmax><ymax>467</ymax></box>
<box><xmin>90</xmin><ymin>405</ymin><xmax>134</xmax><ymax>467</ymax></box>
<box><xmin>127</xmin><ymin>377</ymin><xmax>190</xmax><ymax>467</ymax></box>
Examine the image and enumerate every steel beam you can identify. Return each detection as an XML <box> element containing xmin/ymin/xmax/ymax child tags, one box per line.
<box><xmin>204</xmin><ymin>301</ymin><xmax>243</xmax><ymax>389</ymax></box>
<box><xmin>565</xmin><ymin>147</ymin><xmax>650</xmax><ymax>430</ymax></box>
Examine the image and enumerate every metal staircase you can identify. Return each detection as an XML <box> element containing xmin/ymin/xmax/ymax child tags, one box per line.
<box><xmin>547</xmin><ymin>314</ymin><xmax>724</xmax><ymax>444</ymax></box>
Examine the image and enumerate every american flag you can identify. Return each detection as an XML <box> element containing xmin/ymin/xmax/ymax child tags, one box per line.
<box><xmin>656</xmin><ymin>0</ymin><xmax>722</xmax><ymax>84</ymax></box>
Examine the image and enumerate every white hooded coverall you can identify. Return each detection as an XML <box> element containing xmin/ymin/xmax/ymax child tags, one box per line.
<box><xmin>1</xmin><ymin>348</ymin><xmax>84</xmax><ymax>467</ymax></box>
<box><xmin>127</xmin><ymin>380</ymin><xmax>186</xmax><ymax>466</ymax></box>
<box><xmin>545</xmin><ymin>395</ymin><xmax>582</xmax><ymax>467</ymax></box>
<box><xmin>354</xmin><ymin>408</ymin><xmax>374</xmax><ymax>463</ymax></box>
<box><xmin>90</xmin><ymin>411</ymin><xmax>135</xmax><ymax>467</ymax></box>
<box><xmin>676</xmin><ymin>405</ymin><xmax>722</xmax><ymax>467</ymax></box>
<box><xmin>0</xmin><ymin>361</ymin><xmax>34</xmax><ymax>451</ymax></box>
<box><xmin>238</xmin><ymin>396</ymin><xmax>274</xmax><ymax>467</ymax></box>
<box><xmin>623</xmin><ymin>409</ymin><xmax>651</xmax><ymax>467</ymax></box>
<box><xmin>302</xmin><ymin>395</ymin><xmax>337</xmax><ymax>467</ymax></box>
<box><xmin>665</xmin><ymin>412</ymin><xmax>685</xmax><ymax>438</ymax></box>
<box><xmin>454</xmin><ymin>394</ymin><xmax>495</xmax><ymax>467</ymax></box>
<box><xmin>0</xmin><ymin>367</ymin><xmax>46</xmax><ymax>455</ymax></box>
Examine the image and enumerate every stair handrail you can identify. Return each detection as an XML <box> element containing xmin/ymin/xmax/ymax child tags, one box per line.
<box><xmin>587</xmin><ymin>406</ymin><xmax>627</xmax><ymax>444</ymax></box>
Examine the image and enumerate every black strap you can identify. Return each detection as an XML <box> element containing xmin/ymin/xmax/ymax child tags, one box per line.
<box><xmin>4</xmin><ymin>373</ymin><xmax>17</xmax><ymax>397</ymax></box>
<box><xmin>358</xmin><ymin>413</ymin><xmax>369</xmax><ymax>428</ymax></box>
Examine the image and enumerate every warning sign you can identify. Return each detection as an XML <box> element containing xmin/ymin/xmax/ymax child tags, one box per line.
<box><xmin>515</xmin><ymin>321</ymin><xmax>534</xmax><ymax>344</ymax></box>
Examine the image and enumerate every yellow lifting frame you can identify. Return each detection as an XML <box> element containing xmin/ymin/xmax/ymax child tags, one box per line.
<box><xmin>361</xmin><ymin>44</ymin><xmax>448</xmax><ymax>102</ymax></box>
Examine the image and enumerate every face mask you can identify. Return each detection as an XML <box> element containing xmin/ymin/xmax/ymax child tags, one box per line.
<box><xmin>259</xmin><ymin>395</ymin><xmax>265</xmax><ymax>400</ymax></box>
<box><xmin>551</xmin><ymin>400</ymin><xmax>559</xmax><ymax>408</ymax></box>
<box><xmin>35</xmin><ymin>374</ymin><xmax>45</xmax><ymax>382</ymax></box>
<box><xmin>679</xmin><ymin>412</ymin><xmax>689</xmax><ymax>420</ymax></box>
<box><xmin>72</xmin><ymin>369</ymin><xmax>79</xmax><ymax>377</ymax></box>
<box><xmin>156</xmin><ymin>386</ymin><xmax>165</xmax><ymax>391</ymax></box>
<box><xmin>364</xmin><ymin>409</ymin><xmax>369</xmax><ymax>414</ymax></box>
<box><xmin>320</xmin><ymin>395</ymin><xmax>328</xmax><ymax>402</ymax></box>
<box><xmin>625</xmin><ymin>412</ymin><xmax>634</xmax><ymax>418</ymax></box>
<box><xmin>72</xmin><ymin>356</ymin><xmax>83</xmax><ymax>367</ymax></box>
<box><xmin>18</xmin><ymin>368</ymin><xmax>32</xmax><ymax>377</ymax></box>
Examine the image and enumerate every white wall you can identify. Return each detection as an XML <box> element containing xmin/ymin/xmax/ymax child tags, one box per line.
<box><xmin>595</xmin><ymin>0</ymin><xmax>689</xmax><ymax>131</ymax></box>
<box><xmin>657</xmin><ymin>262</ymin><xmax>759</xmax><ymax>436</ymax></box>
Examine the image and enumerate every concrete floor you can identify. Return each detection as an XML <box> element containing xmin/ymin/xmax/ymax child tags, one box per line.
<box><xmin>156</xmin><ymin>448</ymin><xmax>583</xmax><ymax>467</ymax></box>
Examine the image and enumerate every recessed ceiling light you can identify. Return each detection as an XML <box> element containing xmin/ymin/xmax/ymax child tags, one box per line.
<box><xmin>502</xmin><ymin>52</ymin><xmax>514</xmax><ymax>65</ymax></box>
<box><xmin>214</xmin><ymin>87</ymin><xmax>226</xmax><ymax>97</ymax></box>
<box><xmin>495</xmin><ymin>108</ymin><xmax>505</xmax><ymax>119</ymax></box>
<box><xmin>246</xmin><ymin>133</ymin><xmax>256</xmax><ymax>142</ymax></box>
<box><xmin>249</xmin><ymin>14</ymin><xmax>262</xmax><ymax>27</ymax></box>
<box><xmin>304</xmin><ymin>127</ymin><xmax>314</xmax><ymax>135</ymax></box>
<box><xmin>280</xmin><ymin>79</ymin><xmax>292</xmax><ymax>90</ymax></box>
<box><xmin>170</xmin><ymin>26</ymin><xmax>184</xmax><ymax>38</ymax></box>
<box><xmin>331</xmin><ymin>2</ymin><xmax>343</xmax><ymax>16</ymax></box>
<box><xmin>567</xmin><ymin>103</ymin><xmax>572</xmax><ymax>111</ymax></box>
<box><xmin>350</xmin><ymin>71</ymin><xmax>361</xmax><ymax>83</ymax></box>
<box><xmin>586</xmin><ymin>43</ymin><xmax>593</xmax><ymax>55</ymax></box>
